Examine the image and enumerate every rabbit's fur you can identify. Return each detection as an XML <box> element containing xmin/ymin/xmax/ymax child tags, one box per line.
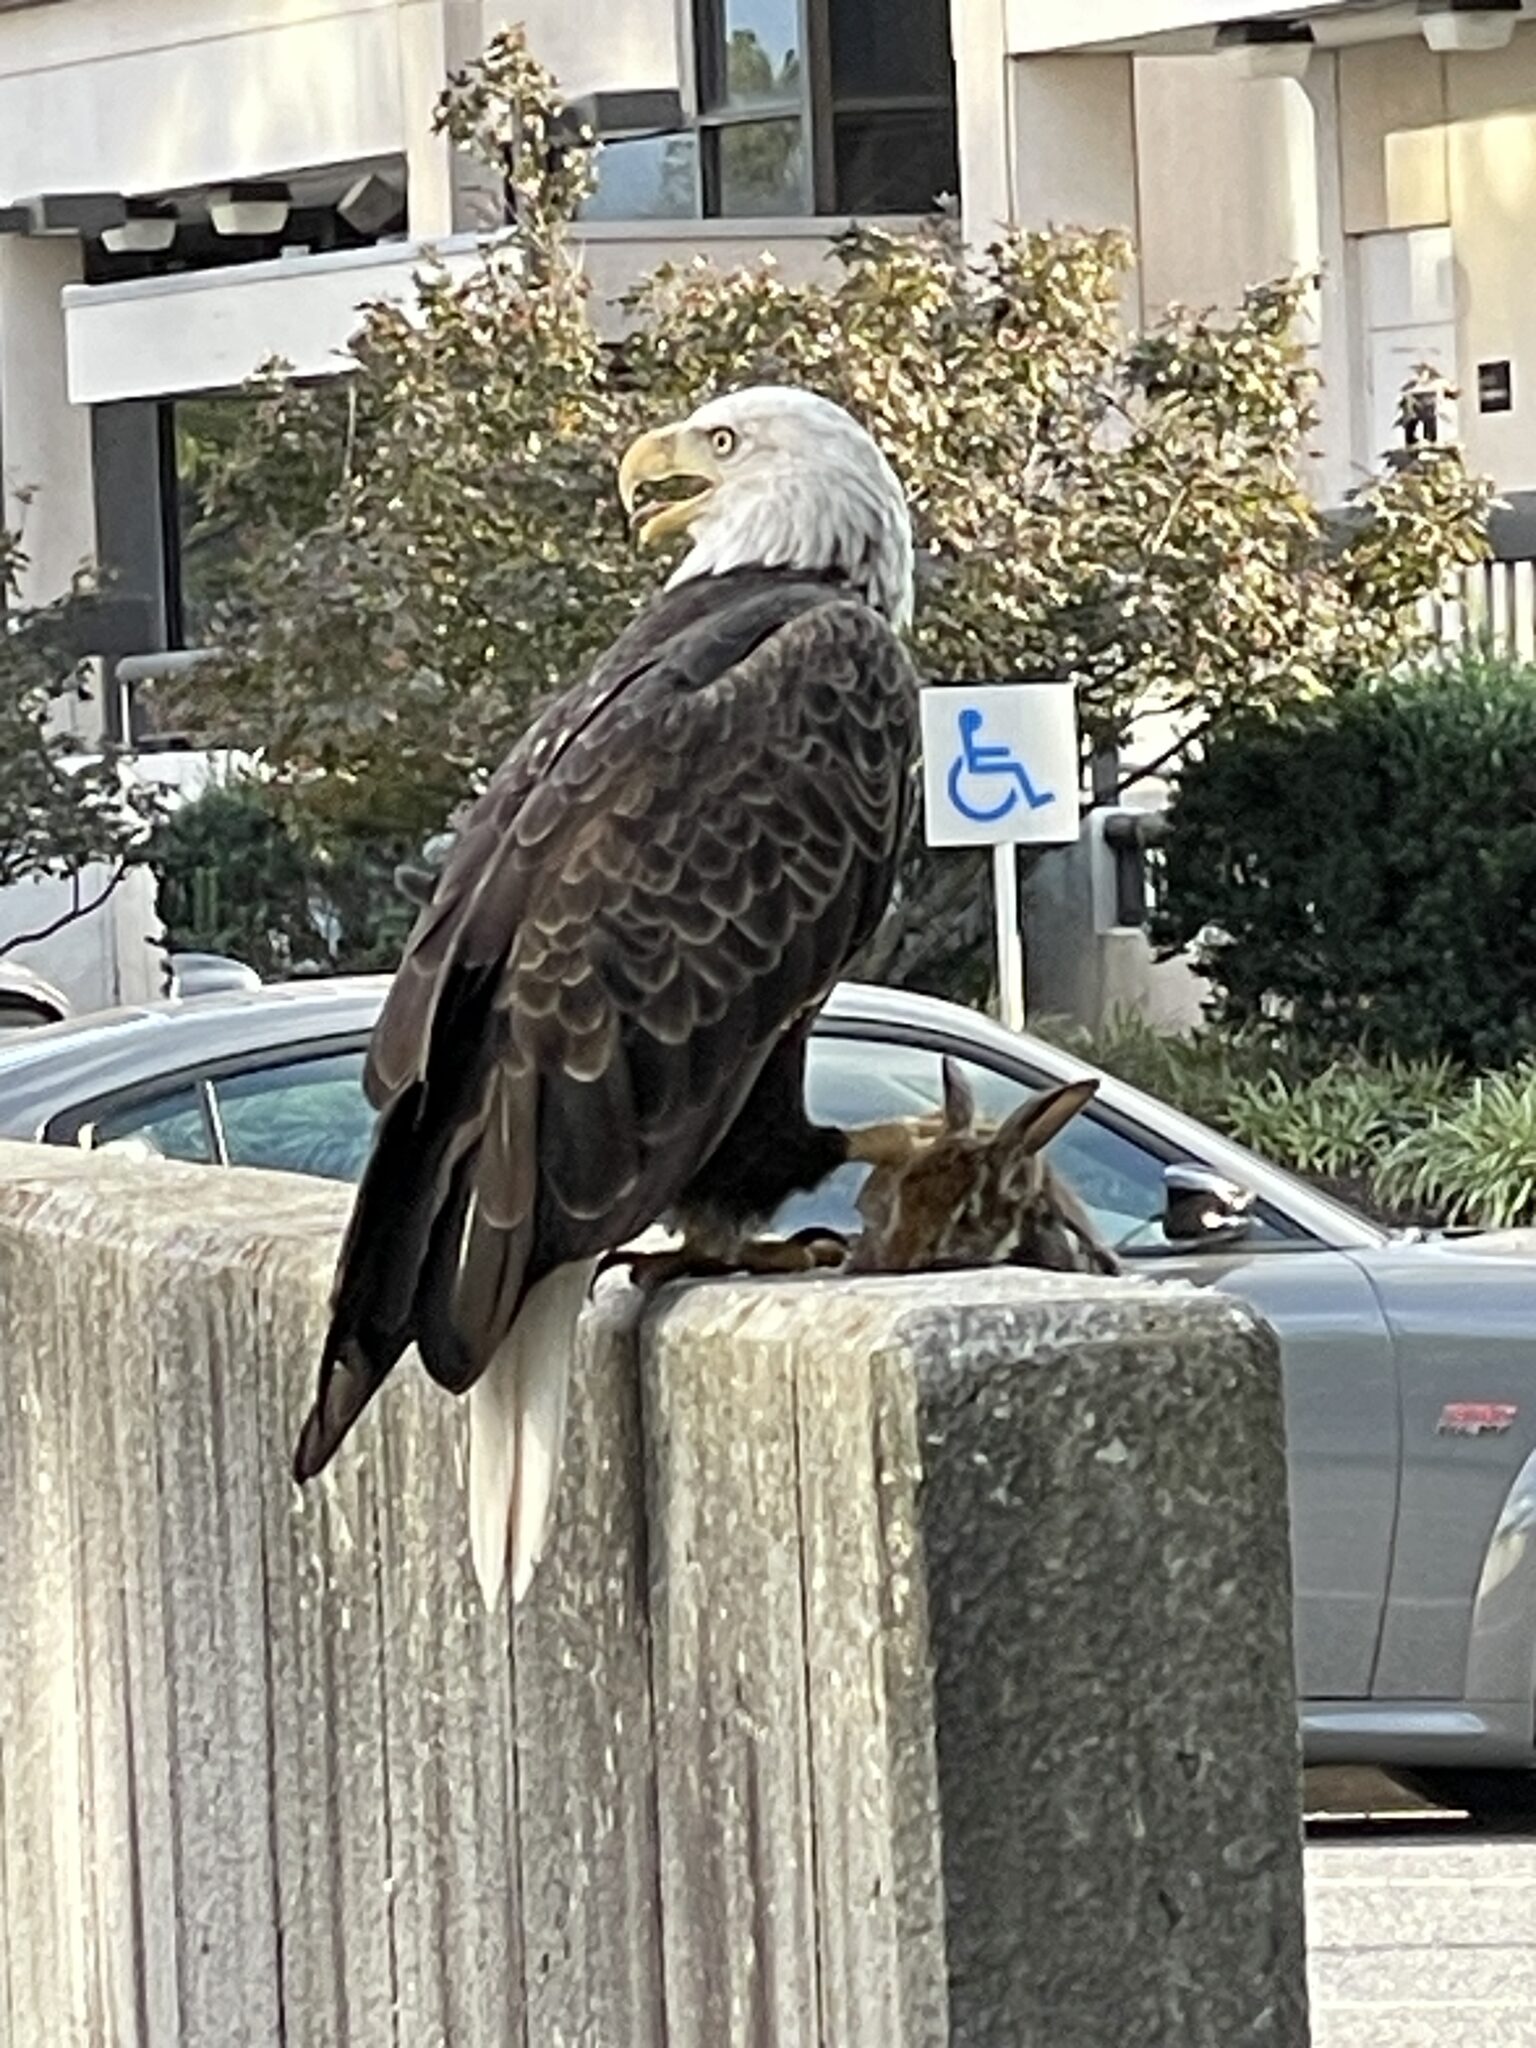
<box><xmin>849</xmin><ymin>1060</ymin><xmax>1121</xmax><ymax>1277</ymax></box>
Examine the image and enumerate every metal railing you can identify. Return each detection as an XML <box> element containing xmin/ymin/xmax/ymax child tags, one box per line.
<box><xmin>1419</xmin><ymin>558</ymin><xmax>1536</xmax><ymax>659</ymax></box>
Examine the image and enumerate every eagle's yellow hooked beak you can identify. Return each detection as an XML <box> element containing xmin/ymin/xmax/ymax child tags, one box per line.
<box><xmin>618</xmin><ymin>425</ymin><xmax>723</xmax><ymax>548</ymax></box>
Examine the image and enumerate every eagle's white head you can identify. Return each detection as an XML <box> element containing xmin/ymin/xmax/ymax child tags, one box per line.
<box><xmin>618</xmin><ymin>386</ymin><xmax>914</xmax><ymax>630</ymax></box>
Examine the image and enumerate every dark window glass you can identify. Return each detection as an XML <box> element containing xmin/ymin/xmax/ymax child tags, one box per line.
<box><xmin>715</xmin><ymin>120</ymin><xmax>810</xmax><ymax>216</ymax></box>
<box><xmin>705</xmin><ymin>0</ymin><xmax>804</xmax><ymax>109</ymax></box>
<box><xmin>833</xmin><ymin>103</ymin><xmax>959</xmax><ymax>215</ymax></box>
<box><xmin>90</xmin><ymin>1085</ymin><xmax>215</xmax><ymax>1164</ymax></box>
<box><xmin>213</xmin><ymin>1051</ymin><xmax>375</xmax><ymax>1182</ymax></box>
<box><xmin>584</xmin><ymin>134</ymin><xmax>700</xmax><ymax>220</ymax></box>
<box><xmin>828</xmin><ymin>0</ymin><xmax>952</xmax><ymax>98</ymax></box>
<box><xmin>171</xmin><ymin>389</ymin><xmax>349</xmax><ymax>646</ymax></box>
<box><xmin>693</xmin><ymin>0</ymin><xmax>956</xmax><ymax>220</ymax></box>
<box><xmin>173</xmin><ymin>394</ymin><xmax>255</xmax><ymax>648</ymax></box>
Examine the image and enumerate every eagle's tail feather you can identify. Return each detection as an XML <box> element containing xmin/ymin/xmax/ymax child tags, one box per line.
<box><xmin>467</xmin><ymin>1257</ymin><xmax>597</xmax><ymax>1609</ymax></box>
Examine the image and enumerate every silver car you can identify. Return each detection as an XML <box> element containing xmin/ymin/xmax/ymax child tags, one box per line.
<box><xmin>0</xmin><ymin>963</ymin><xmax>71</xmax><ymax>1034</ymax></box>
<box><xmin>2</xmin><ymin>976</ymin><xmax>1533</xmax><ymax>1811</ymax></box>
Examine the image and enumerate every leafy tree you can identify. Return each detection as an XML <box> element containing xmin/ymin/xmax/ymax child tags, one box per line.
<box><xmin>147</xmin><ymin>780</ymin><xmax>416</xmax><ymax>978</ymax></box>
<box><xmin>0</xmin><ymin>524</ymin><xmax>161</xmax><ymax>957</ymax></box>
<box><xmin>167</xmin><ymin>27</ymin><xmax>1492</xmax><ymax>995</ymax></box>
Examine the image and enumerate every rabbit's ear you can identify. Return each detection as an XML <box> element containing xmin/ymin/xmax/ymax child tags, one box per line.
<box><xmin>996</xmin><ymin>1078</ymin><xmax>1099</xmax><ymax>1158</ymax></box>
<box><xmin>941</xmin><ymin>1058</ymin><xmax>975</xmax><ymax>1135</ymax></box>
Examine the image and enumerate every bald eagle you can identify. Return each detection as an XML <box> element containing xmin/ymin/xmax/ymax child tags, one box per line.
<box><xmin>292</xmin><ymin>387</ymin><xmax>920</xmax><ymax>1606</ymax></box>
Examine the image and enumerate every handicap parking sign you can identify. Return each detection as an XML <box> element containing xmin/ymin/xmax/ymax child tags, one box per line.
<box><xmin>920</xmin><ymin>682</ymin><xmax>1080</xmax><ymax>848</ymax></box>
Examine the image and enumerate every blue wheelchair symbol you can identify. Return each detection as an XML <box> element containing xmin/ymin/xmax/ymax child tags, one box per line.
<box><xmin>946</xmin><ymin>708</ymin><xmax>1055</xmax><ymax>824</ymax></box>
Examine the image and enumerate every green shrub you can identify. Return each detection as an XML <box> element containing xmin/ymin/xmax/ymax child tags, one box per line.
<box><xmin>1376</xmin><ymin>1064</ymin><xmax>1536</xmax><ymax>1229</ymax></box>
<box><xmin>1038</xmin><ymin>1012</ymin><xmax>1488</xmax><ymax>1225</ymax></box>
<box><xmin>1036</xmin><ymin>1007</ymin><xmax>1285</xmax><ymax>1130</ymax></box>
<box><xmin>1219</xmin><ymin>1056</ymin><xmax>1460</xmax><ymax>1178</ymax></box>
<box><xmin>1154</xmin><ymin>655</ymin><xmax>1536</xmax><ymax>1068</ymax></box>
<box><xmin>1052</xmin><ymin>1012</ymin><xmax>1458</xmax><ymax>1179</ymax></box>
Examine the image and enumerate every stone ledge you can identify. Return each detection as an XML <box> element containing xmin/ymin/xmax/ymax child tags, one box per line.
<box><xmin>0</xmin><ymin>1140</ymin><xmax>1307</xmax><ymax>2047</ymax></box>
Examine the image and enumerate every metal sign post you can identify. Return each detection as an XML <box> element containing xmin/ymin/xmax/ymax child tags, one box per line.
<box><xmin>919</xmin><ymin>682</ymin><xmax>1081</xmax><ymax>1032</ymax></box>
<box><xmin>990</xmin><ymin>843</ymin><xmax>1025</xmax><ymax>1030</ymax></box>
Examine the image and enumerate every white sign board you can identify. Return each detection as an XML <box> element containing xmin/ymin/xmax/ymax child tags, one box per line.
<box><xmin>919</xmin><ymin>683</ymin><xmax>1081</xmax><ymax>848</ymax></box>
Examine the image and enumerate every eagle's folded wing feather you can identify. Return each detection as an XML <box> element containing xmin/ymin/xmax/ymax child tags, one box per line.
<box><xmin>294</xmin><ymin>586</ymin><xmax>915</xmax><ymax>1476</ymax></box>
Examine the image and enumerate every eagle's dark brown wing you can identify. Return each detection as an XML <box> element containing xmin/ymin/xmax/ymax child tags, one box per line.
<box><xmin>293</xmin><ymin>569</ymin><xmax>917</xmax><ymax>1477</ymax></box>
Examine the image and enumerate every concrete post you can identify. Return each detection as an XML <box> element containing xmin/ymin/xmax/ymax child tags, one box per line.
<box><xmin>0</xmin><ymin>1143</ymin><xmax>1308</xmax><ymax>2046</ymax></box>
<box><xmin>903</xmin><ymin>1284</ymin><xmax>1306</xmax><ymax>2045</ymax></box>
<box><xmin>645</xmin><ymin>1273</ymin><xmax>1307</xmax><ymax>2048</ymax></box>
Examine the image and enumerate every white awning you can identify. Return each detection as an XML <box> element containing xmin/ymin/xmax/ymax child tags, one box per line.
<box><xmin>61</xmin><ymin>217</ymin><xmax>864</xmax><ymax>405</ymax></box>
<box><xmin>1006</xmin><ymin>1</ymin><xmax>1413</xmax><ymax>57</ymax></box>
<box><xmin>62</xmin><ymin>234</ymin><xmax>501</xmax><ymax>404</ymax></box>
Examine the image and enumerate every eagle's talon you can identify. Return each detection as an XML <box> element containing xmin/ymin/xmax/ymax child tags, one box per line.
<box><xmin>782</xmin><ymin>1226</ymin><xmax>851</xmax><ymax>1270</ymax></box>
<box><xmin>726</xmin><ymin>1232</ymin><xmax>850</xmax><ymax>1276</ymax></box>
<box><xmin>608</xmin><ymin>1229</ymin><xmax>850</xmax><ymax>1294</ymax></box>
<box><xmin>843</xmin><ymin>1115</ymin><xmax>943</xmax><ymax>1170</ymax></box>
<box><xmin>608</xmin><ymin>1245</ymin><xmax>734</xmax><ymax>1295</ymax></box>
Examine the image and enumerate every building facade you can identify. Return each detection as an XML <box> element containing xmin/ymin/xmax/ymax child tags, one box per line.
<box><xmin>4</xmin><ymin>0</ymin><xmax>1530</xmax><ymax>1017</ymax></box>
<box><xmin>9</xmin><ymin>0</ymin><xmax>1534</xmax><ymax>693</ymax></box>
<box><xmin>997</xmin><ymin>0</ymin><xmax>1536</xmax><ymax>532</ymax></box>
<box><xmin>0</xmin><ymin>0</ymin><xmax>959</xmax><ymax>682</ymax></box>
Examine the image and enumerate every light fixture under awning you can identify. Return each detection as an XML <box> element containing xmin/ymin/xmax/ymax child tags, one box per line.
<box><xmin>1419</xmin><ymin>0</ymin><xmax>1523</xmax><ymax>51</ymax></box>
<box><xmin>101</xmin><ymin>200</ymin><xmax>177</xmax><ymax>256</ymax></box>
<box><xmin>208</xmin><ymin>181</ymin><xmax>291</xmax><ymax>237</ymax></box>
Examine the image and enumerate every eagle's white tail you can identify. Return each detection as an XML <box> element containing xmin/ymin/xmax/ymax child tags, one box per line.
<box><xmin>467</xmin><ymin>1257</ymin><xmax>597</xmax><ymax>1609</ymax></box>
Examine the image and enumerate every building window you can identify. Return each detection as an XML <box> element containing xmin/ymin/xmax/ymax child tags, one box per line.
<box><xmin>691</xmin><ymin>0</ymin><xmax>957</xmax><ymax>218</ymax></box>
<box><xmin>165</xmin><ymin>395</ymin><xmax>266</xmax><ymax>648</ymax></box>
<box><xmin>582</xmin><ymin>132</ymin><xmax>701</xmax><ymax>222</ymax></box>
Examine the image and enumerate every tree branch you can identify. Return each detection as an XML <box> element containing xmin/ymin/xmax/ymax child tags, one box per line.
<box><xmin>0</xmin><ymin>859</ymin><xmax>131</xmax><ymax>959</ymax></box>
<box><xmin>1113</xmin><ymin>712</ymin><xmax>1217</xmax><ymax>799</ymax></box>
<box><xmin>894</xmin><ymin>894</ymin><xmax>989</xmax><ymax>985</ymax></box>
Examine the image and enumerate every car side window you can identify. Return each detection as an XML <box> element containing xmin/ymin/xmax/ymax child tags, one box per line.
<box><xmin>768</xmin><ymin>1038</ymin><xmax>942</xmax><ymax>1240</ymax></box>
<box><xmin>212</xmin><ymin>1051</ymin><xmax>375</xmax><ymax>1182</ymax></box>
<box><xmin>88</xmin><ymin>1085</ymin><xmax>216</xmax><ymax>1164</ymax></box>
<box><xmin>778</xmin><ymin>1034</ymin><xmax>1182</xmax><ymax>1255</ymax></box>
<box><xmin>957</xmin><ymin>1057</ymin><xmax>1175</xmax><ymax>1251</ymax></box>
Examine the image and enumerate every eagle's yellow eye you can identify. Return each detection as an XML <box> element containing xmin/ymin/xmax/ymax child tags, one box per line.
<box><xmin>709</xmin><ymin>426</ymin><xmax>737</xmax><ymax>458</ymax></box>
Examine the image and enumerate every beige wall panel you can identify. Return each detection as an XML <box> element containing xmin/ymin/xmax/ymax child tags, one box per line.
<box><xmin>1135</xmin><ymin>58</ymin><xmax>1321</xmax><ymax>312</ymax></box>
<box><xmin>1338</xmin><ymin>38</ymin><xmax>1449</xmax><ymax>235</ymax></box>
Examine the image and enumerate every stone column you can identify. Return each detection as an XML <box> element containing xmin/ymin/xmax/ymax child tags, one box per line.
<box><xmin>0</xmin><ymin>235</ymin><xmax>97</xmax><ymax>633</ymax></box>
<box><xmin>953</xmin><ymin>0</ymin><xmax>1013</xmax><ymax>245</ymax></box>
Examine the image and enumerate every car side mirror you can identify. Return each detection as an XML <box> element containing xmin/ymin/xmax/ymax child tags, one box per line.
<box><xmin>1163</xmin><ymin>1163</ymin><xmax>1257</xmax><ymax>1248</ymax></box>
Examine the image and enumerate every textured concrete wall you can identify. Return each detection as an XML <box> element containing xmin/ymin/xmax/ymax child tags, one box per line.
<box><xmin>0</xmin><ymin>1141</ymin><xmax>1307</xmax><ymax>2046</ymax></box>
<box><xmin>647</xmin><ymin>1276</ymin><xmax>1309</xmax><ymax>2048</ymax></box>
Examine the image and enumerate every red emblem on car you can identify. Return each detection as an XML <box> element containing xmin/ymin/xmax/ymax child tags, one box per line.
<box><xmin>1437</xmin><ymin>1402</ymin><xmax>1519</xmax><ymax>1438</ymax></box>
